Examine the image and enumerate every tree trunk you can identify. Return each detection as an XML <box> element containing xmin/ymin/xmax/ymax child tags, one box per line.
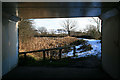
<box><xmin>68</xmin><ymin>31</ymin><xmax>70</xmax><ymax>36</ymax></box>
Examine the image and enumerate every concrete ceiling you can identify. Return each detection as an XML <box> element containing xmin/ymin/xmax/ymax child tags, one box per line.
<box><xmin>18</xmin><ymin>2</ymin><xmax>120</xmax><ymax>19</ymax></box>
<box><xmin>3</xmin><ymin>2</ymin><xmax>120</xmax><ymax>19</ymax></box>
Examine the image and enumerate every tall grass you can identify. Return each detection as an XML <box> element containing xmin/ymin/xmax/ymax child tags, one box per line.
<box><xmin>19</xmin><ymin>36</ymin><xmax>78</xmax><ymax>52</ymax></box>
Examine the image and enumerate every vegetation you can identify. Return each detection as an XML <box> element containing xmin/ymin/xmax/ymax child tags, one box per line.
<box><xmin>19</xmin><ymin>37</ymin><xmax>93</xmax><ymax>62</ymax></box>
<box><xmin>19</xmin><ymin>36</ymin><xmax>81</xmax><ymax>60</ymax></box>
<box><xmin>77</xmin><ymin>43</ymin><xmax>93</xmax><ymax>53</ymax></box>
<box><xmin>18</xmin><ymin>18</ymin><xmax>100</xmax><ymax>66</ymax></box>
<box><xmin>18</xmin><ymin>19</ymin><xmax>38</xmax><ymax>46</ymax></box>
<box><xmin>37</xmin><ymin>26</ymin><xmax>48</xmax><ymax>35</ymax></box>
<box><xmin>19</xmin><ymin>54</ymin><xmax>101</xmax><ymax>68</ymax></box>
<box><xmin>83</xmin><ymin>24</ymin><xmax>101</xmax><ymax>39</ymax></box>
<box><xmin>19</xmin><ymin>19</ymin><xmax>37</xmax><ymax>39</ymax></box>
<box><xmin>91</xmin><ymin>17</ymin><xmax>101</xmax><ymax>33</ymax></box>
<box><xmin>19</xmin><ymin>53</ymin><xmax>94</xmax><ymax>67</ymax></box>
<box><xmin>70</xmin><ymin>39</ymin><xmax>86</xmax><ymax>46</ymax></box>
<box><xmin>19</xmin><ymin>36</ymin><xmax>78</xmax><ymax>52</ymax></box>
<box><xmin>34</xmin><ymin>33</ymin><xmax>68</xmax><ymax>37</ymax></box>
<box><xmin>60</xmin><ymin>19</ymin><xmax>77</xmax><ymax>36</ymax></box>
<box><xmin>19</xmin><ymin>56</ymin><xmax>82</xmax><ymax>66</ymax></box>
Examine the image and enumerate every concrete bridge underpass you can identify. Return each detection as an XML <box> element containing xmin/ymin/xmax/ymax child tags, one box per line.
<box><xmin>0</xmin><ymin>2</ymin><xmax>120</xmax><ymax>80</ymax></box>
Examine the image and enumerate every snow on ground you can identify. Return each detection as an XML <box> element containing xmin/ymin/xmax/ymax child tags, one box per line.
<box><xmin>63</xmin><ymin>38</ymin><xmax>101</xmax><ymax>59</ymax></box>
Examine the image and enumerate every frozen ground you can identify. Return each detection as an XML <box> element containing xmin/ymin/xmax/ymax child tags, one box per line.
<box><xmin>62</xmin><ymin>38</ymin><xmax>101</xmax><ymax>59</ymax></box>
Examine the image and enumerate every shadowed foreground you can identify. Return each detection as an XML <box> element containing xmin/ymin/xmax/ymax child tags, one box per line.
<box><xmin>2</xmin><ymin>56</ymin><xmax>113</xmax><ymax>80</ymax></box>
<box><xmin>2</xmin><ymin>66</ymin><xmax>113</xmax><ymax>80</ymax></box>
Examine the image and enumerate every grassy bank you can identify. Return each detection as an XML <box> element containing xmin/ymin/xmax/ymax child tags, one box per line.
<box><xmin>19</xmin><ymin>36</ymin><xmax>78</xmax><ymax>52</ymax></box>
<box><xmin>19</xmin><ymin>36</ymin><xmax>94</xmax><ymax>66</ymax></box>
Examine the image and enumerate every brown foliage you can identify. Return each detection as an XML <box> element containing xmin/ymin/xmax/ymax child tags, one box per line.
<box><xmin>19</xmin><ymin>36</ymin><xmax>78</xmax><ymax>52</ymax></box>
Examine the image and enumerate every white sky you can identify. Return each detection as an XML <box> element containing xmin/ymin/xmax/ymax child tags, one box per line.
<box><xmin>32</xmin><ymin>17</ymin><xmax>101</xmax><ymax>32</ymax></box>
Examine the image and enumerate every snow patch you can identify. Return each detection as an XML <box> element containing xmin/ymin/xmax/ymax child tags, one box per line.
<box><xmin>64</xmin><ymin>38</ymin><xmax>101</xmax><ymax>59</ymax></box>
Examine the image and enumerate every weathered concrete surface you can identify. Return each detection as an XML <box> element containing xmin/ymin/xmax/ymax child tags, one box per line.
<box><xmin>2</xmin><ymin>17</ymin><xmax>18</xmax><ymax>76</ymax></box>
<box><xmin>2</xmin><ymin>3</ymin><xmax>18</xmax><ymax>76</ymax></box>
<box><xmin>2</xmin><ymin>66</ymin><xmax>113</xmax><ymax>80</ymax></box>
<box><xmin>102</xmin><ymin>13</ymin><xmax>120</xmax><ymax>79</ymax></box>
<box><xmin>17</xmin><ymin>2</ymin><xmax>119</xmax><ymax>19</ymax></box>
<box><xmin>0</xmin><ymin>1</ymin><xmax>2</xmax><ymax>80</ymax></box>
<box><xmin>2</xmin><ymin>57</ymin><xmax>113</xmax><ymax>80</ymax></box>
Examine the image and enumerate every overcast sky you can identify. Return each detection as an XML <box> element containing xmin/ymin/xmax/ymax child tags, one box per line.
<box><xmin>32</xmin><ymin>17</ymin><xmax>101</xmax><ymax>32</ymax></box>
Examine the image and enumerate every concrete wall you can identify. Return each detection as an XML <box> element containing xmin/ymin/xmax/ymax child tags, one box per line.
<box><xmin>102</xmin><ymin>13</ymin><xmax>120</xmax><ymax>79</ymax></box>
<box><xmin>0</xmin><ymin>1</ymin><xmax>2</xmax><ymax>80</ymax></box>
<box><xmin>2</xmin><ymin>5</ymin><xmax>18</xmax><ymax>76</ymax></box>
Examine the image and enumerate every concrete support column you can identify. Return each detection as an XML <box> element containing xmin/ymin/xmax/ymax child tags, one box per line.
<box><xmin>2</xmin><ymin>15</ymin><xmax>19</xmax><ymax>76</ymax></box>
<box><xmin>2</xmin><ymin>3</ymin><xmax>20</xmax><ymax>76</ymax></box>
<box><xmin>102</xmin><ymin>12</ymin><xmax>120</xmax><ymax>79</ymax></box>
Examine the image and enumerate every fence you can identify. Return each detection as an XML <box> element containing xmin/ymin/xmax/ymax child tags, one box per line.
<box><xmin>19</xmin><ymin>45</ymin><xmax>76</xmax><ymax>60</ymax></box>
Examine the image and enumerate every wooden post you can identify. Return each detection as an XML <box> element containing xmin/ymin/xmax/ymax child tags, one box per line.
<box><xmin>59</xmin><ymin>49</ymin><xmax>62</xmax><ymax>59</ymax></box>
<box><xmin>24</xmin><ymin>53</ymin><xmax>26</xmax><ymax>60</ymax></box>
<box><xmin>46</xmin><ymin>51</ymin><xmax>49</xmax><ymax>58</ymax></box>
<box><xmin>43</xmin><ymin>50</ymin><xmax>45</xmax><ymax>60</ymax></box>
<box><xmin>73</xmin><ymin>46</ymin><xmax>76</xmax><ymax>57</ymax></box>
<box><xmin>50</xmin><ymin>54</ymin><xmax>52</xmax><ymax>60</ymax></box>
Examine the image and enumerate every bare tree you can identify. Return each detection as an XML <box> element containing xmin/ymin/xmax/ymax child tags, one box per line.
<box><xmin>18</xmin><ymin>19</ymin><xmax>38</xmax><ymax>50</ymax></box>
<box><xmin>91</xmin><ymin>17</ymin><xmax>101</xmax><ymax>33</ymax></box>
<box><xmin>60</xmin><ymin>19</ymin><xmax>77</xmax><ymax>36</ymax></box>
<box><xmin>19</xmin><ymin>19</ymin><xmax>37</xmax><ymax>39</ymax></box>
<box><xmin>49</xmin><ymin>29</ymin><xmax>56</xmax><ymax>35</ymax></box>
<box><xmin>37</xmin><ymin>27</ymin><xmax>47</xmax><ymax>34</ymax></box>
<box><xmin>84</xmin><ymin>24</ymin><xmax>100</xmax><ymax>39</ymax></box>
